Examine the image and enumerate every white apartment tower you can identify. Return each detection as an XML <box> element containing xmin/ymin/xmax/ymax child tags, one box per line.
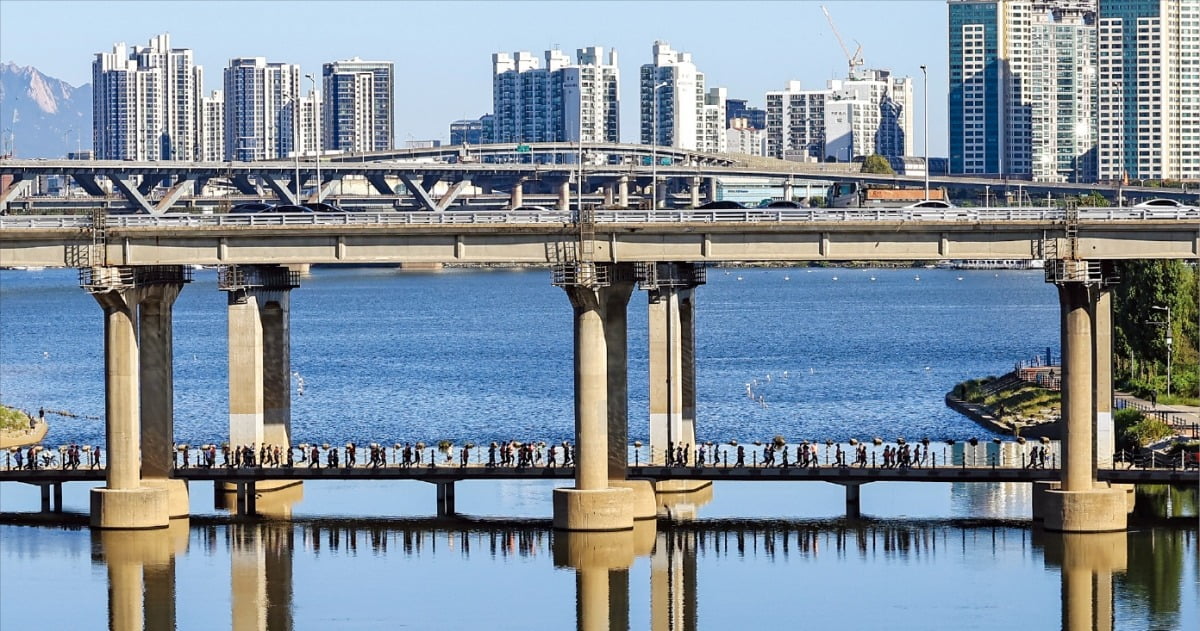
<box><xmin>560</xmin><ymin>47</ymin><xmax>621</xmax><ymax>143</ymax></box>
<box><xmin>1097</xmin><ymin>0</ymin><xmax>1200</xmax><ymax>182</ymax></box>
<box><xmin>640</xmin><ymin>41</ymin><xmax>713</xmax><ymax>151</ymax></box>
<box><xmin>765</xmin><ymin>70</ymin><xmax>912</xmax><ymax>162</ymax></box>
<box><xmin>92</xmin><ymin>33</ymin><xmax>199</xmax><ymax>160</ymax></box>
<box><xmin>323</xmin><ymin>58</ymin><xmax>395</xmax><ymax>153</ymax></box>
<box><xmin>197</xmin><ymin>89</ymin><xmax>225</xmax><ymax>161</ymax></box>
<box><xmin>223</xmin><ymin>57</ymin><xmax>301</xmax><ymax>161</ymax></box>
<box><xmin>1028</xmin><ymin>2</ymin><xmax>1097</xmax><ymax>182</ymax></box>
<box><xmin>492</xmin><ymin>47</ymin><xmax>619</xmax><ymax>144</ymax></box>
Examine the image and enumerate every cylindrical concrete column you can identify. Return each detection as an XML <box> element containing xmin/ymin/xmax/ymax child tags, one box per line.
<box><xmin>102</xmin><ymin>297</ymin><xmax>141</xmax><ymax>491</ymax></box>
<box><xmin>139</xmin><ymin>285</ymin><xmax>180</xmax><ymax>481</ymax></box>
<box><xmin>679</xmin><ymin>288</ymin><xmax>697</xmax><ymax>452</ymax></box>
<box><xmin>689</xmin><ymin>177</ymin><xmax>700</xmax><ymax>209</ymax></box>
<box><xmin>559</xmin><ymin>181</ymin><xmax>572</xmax><ymax>212</ymax></box>
<box><xmin>602</xmin><ymin>281</ymin><xmax>634</xmax><ymax>481</ymax></box>
<box><xmin>228</xmin><ymin>293</ymin><xmax>265</xmax><ymax>448</ymax></box>
<box><xmin>511</xmin><ymin>181</ymin><xmax>524</xmax><ymax>209</ymax></box>
<box><xmin>1094</xmin><ymin>289</ymin><xmax>1114</xmax><ymax>470</ymax></box>
<box><xmin>783</xmin><ymin>179</ymin><xmax>794</xmax><ymax>202</ymax></box>
<box><xmin>575</xmin><ymin>300</ymin><xmax>608</xmax><ymax>492</ymax></box>
<box><xmin>1060</xmin><ymin>284</ymin><xmax>1094</xmax><ymax>492</ymax></box>
<box><xmin>706</xmin><ymin>177</ymin><xmax>718</xmax><ymax>204</ymax></box>
<box><xmin>617</xmin><ymin>176</ymin><xmax>629</xmax><ymax>208</ymax></box>
<box><xmin>603</xmin><ymin>184</ymin><xmax>615</xmax><ymax>208</ymax></box>
<box><xmin>262</xmin><ymin>297</ymin><xmax>291</xmax><ymax>450</ymax></box>
<box><xmin>648</xmin><ymin>289</ymin><xmax>683</xmax><ymax>465</ymax></box>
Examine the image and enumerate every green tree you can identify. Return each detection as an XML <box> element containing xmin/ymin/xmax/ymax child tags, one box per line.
<box><xmin>1112</xmin><ymin>261</ymin><xmax>1198</xmax><ymax>399</ymax></box>
<box><xmin>1078</xmin><ymin>191</ymin><xmax>1110</xmax><ymax>207</ymax></box>
<box><xmin>860</xmin><ymin>154</ymin><xmax>895</xmax><ymax>174</ymax></box>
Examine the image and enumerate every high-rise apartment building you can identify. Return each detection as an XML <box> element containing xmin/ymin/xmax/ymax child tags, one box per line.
<box><xmin>323</xmin><ymin>58</ymin><xmax>394</xmax><ymax>153</ymax></box>
<box><xmin>948</xmin><ymin>0</ymin><xmax>1100</xmax><ymax>181</ymax></box>
<box><xmin>491</xmin><ymin>47</ymin><xmax>619</xmax><ymax>145</ymax></box>
<box><xmin>197</xmin><ymin>89</ymin><xmax>225</xmax><ymax>161</ymax></box>
<box><xmin>92</xmin><ymin>33</ymin><xmax>199</xmax><ymax>160</ymax></box>
<box><xmin>450</xmin><ymin>119</ymin><xmax>485</xmax><ymax>145</ymax></box>
<box><xmin>223</xmin><ymin>57</ymin><xmax>301</xmax><ymax>161</ymax></box>
<box><xmin>640</xmin><ymin>41</ymin><xmax>726</xmax><ymax>152</ymax></box>
<box><xmin>726</xmin><ymin>99</ymin><xmax>767</xmax><ymax>130</ymax></box>
<box><xmin>765</xmin><ymin>70</ymin><xmax>912</xmax><ymax>162</ymax></box>
<box><xmin>1097</xmin><ymin>0</ymin><xmax>1200</xmax><ymax>181</ymax></box>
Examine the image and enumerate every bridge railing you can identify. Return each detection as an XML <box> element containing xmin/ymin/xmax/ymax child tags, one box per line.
<box><xmin>2</xmin><ymin>206</ymin><xmax>1198</xmax><ymax>230</ymax></box>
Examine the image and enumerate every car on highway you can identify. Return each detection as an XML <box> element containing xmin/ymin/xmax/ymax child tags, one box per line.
<box><xmin>303</xmin><ymin>202</ymin><xmax>348</xmax><ymax>213</ymax></box>
<box><xmin>1134</xmin><ymin>198</ymin><xmax>1185</xmax><ymax>208</ymax></box>
<box><xmin>902</xmin><ymin>200</ymin><xmax>954</xmax><ymax>209</ymax></box>
<box><xmin>230</xmin><ymin>202</ymin><xmax>276</xmax><ymax>214</ymax></box>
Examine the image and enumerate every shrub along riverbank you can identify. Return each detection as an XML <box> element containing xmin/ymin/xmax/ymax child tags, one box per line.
<box><xmin>948</xmin><ymin>373</ymin><xmax>1061</xmax><ymax>437</ymax></box>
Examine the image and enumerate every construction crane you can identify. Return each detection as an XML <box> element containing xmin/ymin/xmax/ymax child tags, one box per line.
<box><xmin>820</xmin><ymin>5</ymin><xmax>864</xmax><ymax>79</ymax></box>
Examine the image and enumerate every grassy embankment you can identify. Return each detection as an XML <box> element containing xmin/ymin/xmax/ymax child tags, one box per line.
<box><xmin>0</xmin><ymin>405</ymin><xmax>33</xmax><ymax>432</ymax></box>
<box><xmin>951</xmin><ymin>376</ymin><xmax>1060</xmax><ymax>434</ymax></box>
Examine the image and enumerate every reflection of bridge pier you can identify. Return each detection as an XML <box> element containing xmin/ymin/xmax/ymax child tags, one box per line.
<box><xmin>96</xmin><ymin>519</ymin><xmax>189</xmax><ymax>630</ymax></box>
<box><xmin>555</xmin><ymin>521</ymin><xmax>656</xmax><ymax>631</ymax></box>
<box><xmin>1038</xmin><ymin>530</ymin><xmax>1127</xmax><ymax>631</ymax></box>
<box><xmin>231</xmin><ymin>523</ymin><xmax>294</xmax><ymax>631</ymax></box>
<box><xmin>652</xmin><ymin>529</ymin><xmax>698</xmax><ymax>631</ymax></box>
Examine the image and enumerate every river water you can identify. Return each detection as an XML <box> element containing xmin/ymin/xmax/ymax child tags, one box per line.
<box><xmin>0</xmin><ymin>266</ymin><xmax>1195</xmax><ymax>630</ymax></box>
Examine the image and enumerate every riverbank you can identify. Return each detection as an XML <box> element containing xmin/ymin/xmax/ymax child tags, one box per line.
<box><xmin>0</xmin><ymin>406</ymin><xmax>48</xmax><ymax>449</ymax></box>
<box><xmin>946</xmin><ymin>373</ymin><xmax>1062</xmax><ymax>439</ymax></box>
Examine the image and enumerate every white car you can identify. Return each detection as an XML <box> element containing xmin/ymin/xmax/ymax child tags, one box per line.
<box><xmin>902</xmin><ymin>200</ymin><xmax>954</xmax><ymax>209</ymax></box>
<box><xmin>1134</xmin><ymin>198</ymin><xmax>1185</xmax><ymax>208</ymax></box>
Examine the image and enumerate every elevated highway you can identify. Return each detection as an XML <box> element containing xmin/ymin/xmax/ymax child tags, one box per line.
<box><xmin>1</xmin><ymin>207</ymin><xmax>1196</xmax><ymax>268</ymax></box>
<box><xmin>3</xmin><ymin>144</ymin><xmax>1194</xmax><ymax>214</ymax></box>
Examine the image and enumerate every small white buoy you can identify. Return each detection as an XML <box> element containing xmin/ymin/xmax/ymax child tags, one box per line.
<box><xmin>957</xmin><ymin>276</ymin><xmax>964</xmax><ymax>281</ymax></box>
<box><xmin>737</xmin><ymin>276</ymin><xmax>744</xmax><ymax>281</ymax></box>
<box><xmin>870</xmin><ymin>276</ymin><xmax>876</xmax><ymax>281</ymax></box>
<box><xmin>784</xmin><ymin>276</ymin><xmax>790</xmax><ymax>281</ymax></box>
<box><xmin>914</xmin><ymin>276</ymin><xmax>921</xmax><ymax>281</ymax></box>
<box><xmin>832</xmin><ymin>276</ymin><xmax>838</xmax><ymax>281</ymax></box>
<box><xmin>43</xmin><ymin>351</ymin><xmax>49</xmax><ymax>359</ymax></box>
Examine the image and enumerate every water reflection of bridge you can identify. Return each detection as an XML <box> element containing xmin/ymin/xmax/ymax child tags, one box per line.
<box><xmin>87</xmin><ymin>509</ymin><xmax>1193</xmax><ymax>631</ymax></box>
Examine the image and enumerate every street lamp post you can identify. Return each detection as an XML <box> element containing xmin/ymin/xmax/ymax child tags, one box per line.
<box><xmin>651</xmin><ymin>81</ymin><xmax>668</xmax><ymax>209</ymax></box>
<box><xmin>305</xmin><ymin>73</ymin><xmax>321</xmax><ymax>203</ymax></box>
<box><xmin>1151</xmin><ymin>305</ymin><xmax>1173</xmax><ymax>398</ymax></box>
<box><xmin>920</xmin><ymin>64</ymin><xmax>929</xmax><ymax>201</ymax></box>
<box><xmin>287</xmin><ymin>97</ymin><xmax>300</xmax><ymax>203</ymax></box>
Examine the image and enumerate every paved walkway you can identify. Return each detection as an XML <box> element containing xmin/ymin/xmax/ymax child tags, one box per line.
<box><xmin>1115</xmin><ymin>392</ymin><xmax>1199</xmax><ymax>439</ymax></box>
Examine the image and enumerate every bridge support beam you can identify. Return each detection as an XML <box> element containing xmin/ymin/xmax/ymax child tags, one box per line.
<box><xmin>138</xmin><ymin>281</ymin><xmax>189</xmax><ymax>519</ymax></box>
<box><xmin>223</xmin><ymin>266</ymin><xmax>298</xmax><ymax>455</ymax></box>
<box><xmin>553</xmin><ymin>268</ymin><xmax>634</xmax><ymax>531</ymax></box>
<box><xmin>261</xmin><ymin>175</ymin><xmax>299</xmax><ymax>206</ymax></box>
<box><xmin>435</xmin><ymin>481</ymin><xmax>455</xmax><ymax>516</ymax></box>
<box><xmin>645</xmin><ymin>264</ymin><xmax>705</xmax><ymax>468</ymax></box>
<box><xmin>1094</xmin><ymin>290</ymin><xmax>1114</xmax><ymax>470</ymax></box>
<box><xmin>843</xmin><ymin>482</ymin><xmax>862</xmax><ymax>519</ymax></box>
<box><xmin>398</xmin><ymin>174</ymin><xmax>440</xmax><ymax>212</ymax></box>
<box><xmin>1043</xmin><ymin>264</ymin><xmax>1126</xmax><ymax>532</ymax></box>
<box><xmin>510</xmin><ymin>181</ymin><xmax>524</xmax><ymax>209</ymax></box>
<box><xmin>0</xmin><ymin>176</ymin><xmax>32</xmax><ymax>212</ymax></box>
<box><xmin>559</xmin><ymin>180</ymin><xmax>571</xmax><ymax>212</ymax></box>
<box><xmin>86</xmin><ymin>268</ymin><xmax>188</xmax><ymax>530</ymax></box>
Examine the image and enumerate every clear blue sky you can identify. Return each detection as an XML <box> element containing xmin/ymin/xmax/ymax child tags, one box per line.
<box><xmin>0</xmin><ymin>0</ymin><xmax>949</xmax><ymax>153</ymax></box>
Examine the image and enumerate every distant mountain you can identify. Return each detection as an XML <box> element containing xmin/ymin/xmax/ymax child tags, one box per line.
<box><xmin>0</xmin><ymin>63</ymin><xmax>91</xmax><ymax>158</ymax></box>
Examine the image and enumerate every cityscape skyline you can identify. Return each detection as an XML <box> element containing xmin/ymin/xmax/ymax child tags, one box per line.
<box><xmin>0</xmin><ymin>0</ymin><xmax>950</xmax><ymax>150</ymax></box>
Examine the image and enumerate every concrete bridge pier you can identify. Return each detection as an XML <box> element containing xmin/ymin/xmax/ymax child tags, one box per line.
<box><xmin>435</xmin><ymin>480</ymin><xmax>456</xmax><ymax>516</ymax></box>
<box><xmin>553</xmin><ymin>527</ymin><xmax>653</xmax><ymax>631</ymax></box>
<box><xmin>1094</xmin><ymin>289</ymin><xmax>1114</xmax><ymax>470</ymax></box>
<box><xmin>1042</xmin><ymin>265</ymin><xmax>1126</xmax><ymax>532</ymax></box>
<box><xmin>558</xmin><ymin>180</ymin><xmax>572</xmax><ymax>211</ymax></box>
<box><xmin>221</xmin><ymin>266</ymin><xmax>301</xmax><ymax>497</ymax></box>
<box><xmin>510</xmin><ymin>181</ymin><xmax>524</xmax><ymax>209</ymax></box>
<box><xmin>843</xmin><ymin>482</ymin><xmax>863</xmax><ymax>519</ymax></box>
<box><xmin>85</xmin><ymin>267</ymin><xmax>192</xmax><ymax>530</ymax></box>
<box><xmin>231</xmin><ymin>523</ymin><xmax>294</xmax><ymax>631</ymax></box>
<box><xmin>689</xmin><ymin>177</ymin><xmax>701</xmax><ymax>208</ymax></box>
<box><xmin>652</xmin><ymin>529</ymin><xmax>697</xmax><ymax>631</ymax></box>
<box><xmin>617</xmin><ymin>176</ymin><xmax>629</xmax><ymax>208</ymax></box>
<box><xmin>553</xmin><ymin>267</ymin><xmax>634</xmax><ymax>531</ymax></box>
<box><xmin>138</xmin><ymin>281</ymin><xmax>189</xmax><ymax>519</ymax></box>
<box><xmin>38</xmin><ymin>482</ymin><xmax>63</xmax><ymax>512</ymax></box>
<box><xmin>602</xmin><ymin>183</ymin><xmax>615</xmax><ymax>208</ymax></box>
<box><xmin>644</xmin><ymin>264</ymin><xmax>705</xmax><ymax>478</ymax></box>
<box><xmin>705</xmin><ymin>177</ymin><xmax>718</xmax><ymax>204</ymax></box>
<box><xmin>1040</xmin><ymin>531</ymin><xmax>1127</xmax><ymax>631</ymax></box>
